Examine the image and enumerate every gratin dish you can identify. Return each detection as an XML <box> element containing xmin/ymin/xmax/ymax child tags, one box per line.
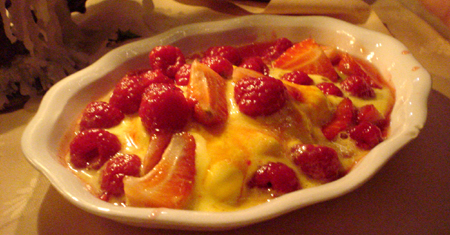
<box><xmin>21</xmin><ymin>15</ymin><xmax>431</xmax><ymax>230</ymax></box>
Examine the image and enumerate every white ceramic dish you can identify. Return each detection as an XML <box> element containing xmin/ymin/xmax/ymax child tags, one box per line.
<box><xmin>21</xmin><ymin>15</ymin><xmax>431</xmax><ymax>230</ymax></box>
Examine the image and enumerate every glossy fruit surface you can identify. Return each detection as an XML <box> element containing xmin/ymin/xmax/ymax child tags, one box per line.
<box><xmin>79</xmin><ymin>101</ymin><xmax>124</xmax><ymax>131</ymax></box>
<box><xmin>357</xmin><ymin>104</ymin><xmax>386</xmax><ymax>128</ymax></box>
<box><xmin>128</xmin><ymin>69</ymin><xmax>173</xmax><ymax>87</ymax></box>
<box><xmin>100</xmin><ymin>153</ymin><xmax>141</xmax><ymax>199</ymax></box>
<box><xmin>341</xmin><ymin>75</ymin><xmax>375</xmax><ymax>99</ymax></box>
<box><xmin>262</xmin><ymin>37</ymin><xmax>293</xmax><ymax>62</ymax></box>
<box><xmin>124</xmin><ymin>132</ymin><xmax>196</xmax><ymax>209</ymax></box>
<box><xmin>186</xmin><ymin>60</ymin><xmax>228</xmax><ymax>126</ymax></box>
<box><xmin>109</xmin><ymin>75</ymin><xmax>146</xmax><ymax>114</ymax></box>
<box><xmin>148</xmin><ymin>45</ymin><xmax>186</xmax><ymax>78</ymax></box>
<box><xmin>281</xmin><ymin>70</ymin><xmax>313</xmax><ymax>85</ymax></box>
<box><xmin>316</xmin><ymin>82</ymin><xmax>343</xmax><ymax>97</ymax></box>
<box><xmin>349</xmin><ymin>121</ymin><xmax>383</xmax><ymax>149</ymax></box>
<box><xmin>139</xmin><ymin>83</ymin><xmax>190</xmax><ymax>133</ymax></box>
<box><xmin>234</xmin><ymin>76</ymin><xmax>287</xmax><ymax>116</ymax></box>
<box><xmin>239</xmin><ymin>56</ymin><xmax>270</xmax><ymax>75</ymax></box>
<box><xmin>273</xmin><ymin>38</ymin><xmax>338</xmax><ymax>82</ymax></box>
<box><xmin>248</xmin><ymin>162</ymin><xmax>300</xmax><ymax>194</ymax></box>
<box><xmin>175</xmin><ymin>64</ymin><xmax>191</xmax><ymax>86</ymax></box>
<box><xmin>337</xmin><ymin>53</ymin><xmax>382</xmax><ymax>88</ymax></box>
<box><xmin>204</xmin><ymin>45</ymin><xmax>241</xmax><ymax>65</ymax></box>
<box><xmin>322</xmin><ymin>98</ymin><xmax>356</xmax><ymax>140</ymax></box>
<box><xmin>201</xmin><ymin>56</ymin><xmax>234</xmax><ymax>78</ymax></box>
<box><xmin>69</xmin><ymin>129</ymin><xmax>121</xmax><ymax>169</ymax></box>
<box><xmin>290</xmin><ymin>144</ymin><xmax>342</xmax><ymax>182</ymax></box>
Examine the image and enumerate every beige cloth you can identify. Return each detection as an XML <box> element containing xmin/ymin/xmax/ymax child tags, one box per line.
<box><xmin>227</xmin><ymin>0</ymin><xmax>371</xmax><ymax>23</ymax></box>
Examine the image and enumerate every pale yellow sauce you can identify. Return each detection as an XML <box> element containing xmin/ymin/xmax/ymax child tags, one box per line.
<box><xmin>63</xmin><ymin>62</ymin><xmax>395</xmax><ymax>212</ymax></box>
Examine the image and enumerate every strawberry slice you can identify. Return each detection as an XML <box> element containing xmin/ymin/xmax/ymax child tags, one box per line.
<box><xmin>142</xmin><ymin>132</ymin><xmax>172</xmax><ymax>175</ymax></box>
<box><xmin>337</xmin><ymin>53</ymin><xmax>382</xmax><ymax>88</ymax></box>
<box><xmin>186</xmin><ymin>60</ymin><xmax>228</xmax><ymax>126</ymax></box>
<box><xmin>273</xmin><ymin>38</ymin><xmax>338</xmax><ymax>82</ymax></box>
<box><xmin>123</xmin><ymin>132</ymin><xmax>196</xmax><ymax>209</ymax></box>
<box><xmin>320</xmin><ymin>45</ymin><xmax>340</xmax><ymax>65</ymax></box>
<box><xmin>321</xmin><ymin>98</ymin><xmax>356</xmax><ymax>140</ymax></box>
<box><xmin>231</xmin><ymin>66</ymin><xmax>265</xmax><ymax>83</ymax></box>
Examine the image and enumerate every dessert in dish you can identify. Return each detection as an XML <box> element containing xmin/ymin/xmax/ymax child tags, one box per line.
<box><xmin>60</xmin><ymin>37</ymin><xmax>395</xmax><ymax>212</ymax></box>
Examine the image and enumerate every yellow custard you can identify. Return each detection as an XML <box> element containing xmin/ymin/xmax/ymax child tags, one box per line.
<box><xmin>61</xmin><ymin>39</ymin><xmax>395</xmax><ymax>212</ymax></box>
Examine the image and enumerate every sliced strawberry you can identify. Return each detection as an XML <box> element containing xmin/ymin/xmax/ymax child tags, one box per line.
<box><xmin>273</xmin><ymin>38</ymin><xmax>338</xmax><ymax>82</ymax></box>
<box><xmin>231</xmin><ymin>66</ymin><xmax>265</xmax><ymax>83</ymax></box>
<box><xmin>320</xmin><ymin>45</ymin><xmax>340</xmax><ymax>65</ymax></box>
<box><xmin>322</xmin><ymin>98</ymin><xmax>356</xmax><ymax>140</ymax></box>
<box><xmin>123</xmin><ymin>132</ymin><xmax>196</xmax><ymax>209</ymax></box>
<box><xmin>142</xmin><ymin>132</ymin><xmax>172</xmax><ymax>174</ymax></box>
<box><xmin>337</xmin><ymin>53</ymin><xmax>382</xmax><ymax>89</ymax></box>
<box><xmin>186</xmin><ymin>60</ymin><xmax>228</xmax><ymax>126</ymax></box>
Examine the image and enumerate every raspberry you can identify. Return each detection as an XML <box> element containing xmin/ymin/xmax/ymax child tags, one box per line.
<box><xmin>239</xmin><ymin>56</ymin><xmax>269</xmax><ymax>76</ymax></box>
<box><xmin>175</xmin><ymin>64</ymin><xmax>191</xmax><ymax>86</ymax></box>
<box><xmin>79</xmin><ymin>101</ymin><xmax>124</xmax><ymax>131</ymax></box>
<box><xmin>139</xmin><ymin>83</ymin><xmax>190</xmax><ymax>133</ymax></box>
<box><xmin>204</xmin><ymin>45</ymin><xmax>241</xmax><ymax>65</ymax></box>
<box><xmin>69</xmin><ymin>129</ymin><xmax>121</xmax><ymax>169</ymax></box>
<box><xmin>349</xmin><ymin>121</ymin><xmax>383</xmax><ymax>150</ymax></box>
<box><xmin>148</xmin><ymin>45</ymin><xmax>186</xmax><ymax>78</ymax></box>
<box><xmin>248</xmin><ymin>162</ymin><xmax>300</xmax><ymax>194</ymax></box>
<box><xmin>127</xmin><ymin>69</ymin><xmax>173</xmax><ymax>87</ymax></box>
<box><xmin>290</xmin><ymin>144</ymin><xmax>343</xmax><ymax>182</ymax></box>
<box><xmin>109</xmin><ymin>75</ymin><xmax>146</xmax><ymax>114</ymax></box>
<box><xmin>200</xmin><ymin>56</ymin><xmax>233</xmax><ymax>78</ymax></box>
<box><xmin>316</xmin><ymin>82</ymin><xmax>343</xmax><ymax>97</ymax></box>
<box><xmin>234</xmin><ymin>76</ymin><xmax>287</xmax><ymax>116</ymax></box>
<box><xmin>100</xmin><ymin>153</ymin><xmax>141</xmax><ymax>199</ymax></box>
<box><xmin>281</xmin><ymin>70</ymin><xmax>313</xmax><ymax>85</ymax></box>
<box><xmin>341</xmin><ymin>75</ymin><xmax>375</xmax><ymax>98</ymax></box>
<box><xmin>262</xmin><ymin>37</ymin><xmax>293</xmax><ymax>62</ymax></box>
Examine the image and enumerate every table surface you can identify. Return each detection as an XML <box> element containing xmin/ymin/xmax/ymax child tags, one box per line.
<box><xmin>1</xmin><ymin>0</ymin><xmax>450</xmax><ymax>234</ymax></box>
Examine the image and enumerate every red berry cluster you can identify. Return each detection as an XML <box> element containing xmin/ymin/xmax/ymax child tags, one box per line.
<box><xmin>241</xmin><ymin>38</ymin><xmax>391</xmax><ymax>196</ymax></box>
<box><xmin>321</xmin><ymin>98</ymin><xmax>386</xmax><ymax>150</ymax></box>
<box><xmin>247</xmin><ymin>143</ymin><xmax>345</xmax><ymax>194</ymax></box>
<box><xmin>70</xmin><ymin>45</ymin><xmax>200</xmax><ymax>200</ymax></box>
<box><xmin>68</xmin><ymin>37</ymin><xmax>392</xmax><ymax>203</ymax></box>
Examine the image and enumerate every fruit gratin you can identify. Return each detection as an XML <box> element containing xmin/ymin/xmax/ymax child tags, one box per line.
<box><xmin>60</xmin><ymin>37</ymin><xmax>395</xmax><ymax>212</ymax></box>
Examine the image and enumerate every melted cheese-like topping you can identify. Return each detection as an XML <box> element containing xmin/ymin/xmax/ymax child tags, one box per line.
<box><xmin>65</xmin><ymin>67</ymin><xmax>394</xmax><ymax>211</ymax></box>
